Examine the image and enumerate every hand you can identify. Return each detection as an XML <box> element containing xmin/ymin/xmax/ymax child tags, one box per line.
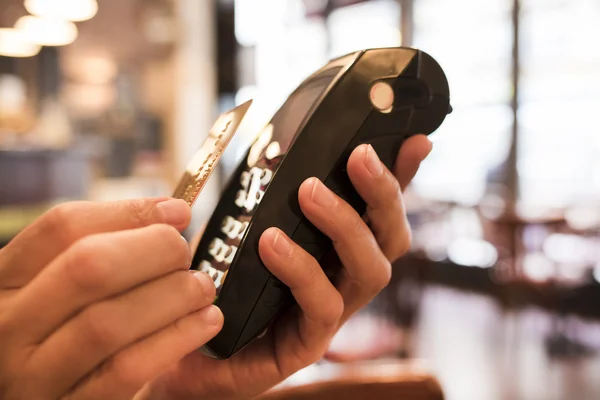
<box><xmin>139</xmin><ymin>134</ymin><xmax>433</xmax><ymax>400</ymax></box>
<box><xmin>0</xmin><ymin>198</ymin><xmax>224</xmax><ymax>400</ymax></box>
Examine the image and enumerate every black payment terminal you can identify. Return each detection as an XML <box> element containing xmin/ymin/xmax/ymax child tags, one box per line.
<box><xmin>190</xmin><ymin>47</ymin><xmax>452</xmax><ymax>359</ymax></box>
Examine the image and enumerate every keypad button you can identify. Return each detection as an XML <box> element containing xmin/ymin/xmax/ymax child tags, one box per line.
<box><xmin>240</xmin><ymin>171</ymin><xmax>250</xmax><ymax>187</ymax></box>
<box><xmin>260</xmin><ymin>168</ymin><xmax>273</xmax><ymax>184</ymax></box>
<box><xmin>238</xmin><ymin>221</ymin><xmax>249</xmax><ymax>239</ymax></box>
<box><xmin>199</xmin><ymin>260</ymin><xmax>213</xmax><ymax>274</ymax></box>
<box><xmin>198</xmin><ymin>260</ymin><xmax>223</xmax><ymax>283</ymax></box>
<box><xmin>208</xmin><ymin>238</ymin><xmax>229</xmax><ymax>263</ymax></box>
<box><xmin>235</xmin><ymin>190</ymin><xmax>247</xmax><ymax>207</ymax></box>
<box><xmin>224</xmin><ymin>245</ymin><xmax>238</xmax><ymax>264</ymax></box>
<box><xmin>221</xmin><ymin>216</ymin><xmax>245</xmax><ymax>239</ymax></box>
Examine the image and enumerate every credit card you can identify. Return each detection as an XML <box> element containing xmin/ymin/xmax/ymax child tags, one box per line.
<box><xmin>173</xmin><ymin>100</ymin><xmax>253</xmax><ymax>206</ymax></box>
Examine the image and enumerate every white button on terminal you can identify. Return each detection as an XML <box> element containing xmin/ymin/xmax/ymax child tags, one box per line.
<box><xmin>369</xmin><ymin>81</ymin><xmax>394</xmax><ymax>113</ymax></box>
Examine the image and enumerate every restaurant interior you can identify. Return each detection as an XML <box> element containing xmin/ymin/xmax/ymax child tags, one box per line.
<box><xmin>1</xmin><ymin>0</ymin><xmax>600</xmax><ymax>399</ymax></box>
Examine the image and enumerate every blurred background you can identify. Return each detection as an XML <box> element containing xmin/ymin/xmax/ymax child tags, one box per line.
<box><xmin>1</xmin><ymin>0</ymin><xmax>600</xmax><ymax>399</ymax></box>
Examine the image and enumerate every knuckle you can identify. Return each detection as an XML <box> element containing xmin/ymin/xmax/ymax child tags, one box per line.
<box><xmin>368</xmin><ymin>171</ymin><xmax>401</xmax><ymax>210</ymax></box>
<box><xmin>299</xmin><ymin>349</ymin><xmax>323</xmax><ymax>369</ymax></box>
<box><xmin>329</xmin><ymin>206</ymin><xmax>368</xmax><ymax>243</ymax></box>
<box><xmin>283</xmin><ymin>343</ymin><xmax>315</xmax><ymax>373</ymax></box>
<box><xmin>108</xmin><ymin>352</ymin><xmax>146</xmax><ymax>390</ymax></box>
<box><xmin>181</xmin><ymin>272</ymin><xmax>214</xmax><ymax>307</ymax></box>
<box><xmin>171</xmin><ymin>314</ymin><xmax>193</xmax><ymax>340</ymax></box>
<box><xmin>149</xmin><ymin>222</ymin><xmax>176</xmax><ymax>238</ymax></box>
<box><xmin>79</xmin><ymin>305</ymin><xmax>117</xmax><ymax>352</ymax></box>
<box><xmin>389</xmin><ymin>225</ymin><xmax>413</xmax><ymax>262</ymax></box>
<box><xmin>153</xmin><ymin>224</ymin><xmax>191</xmax><ymax>265</ymax></box>
<box><xmin>346</xmin><ymin>213</ymin><xmax>368</xmax><ymax>239</ymax></box>
<box><xmin>171</xmin><ymin>314</ymin><xmax>187</xmax><ymax>336</ymax></box>
<box><xmin>371</xmin><ymin>259</ymin><xmax>392</xmax><ymax>293</ymax></box>
<box><xmin>125</xmin><ymin>199</ymin><xmax>159</xmax><ymax>227</ymax></box>
<box><xmin>353</xmin><ymin>258</ymin><xmax>392</xmax><ymax>296</ymax></box>
<box><xmin>321</xmin><ymin>292</ymin><xmax>344</xmax><ymax>326</ymax></box>
<box><xmin>65</xmin><ymin>236</ymin><xmax>109</xmax><ymax>292</ymax></box>
<box><xmin>296</xmin><ymin>259</ymin><xmax>322</xmax><ymax>288</ymax></box>
<box><xmin>41</xmin><ymin>202</ymin><xmax>85</xmax><ymax>245</ymax></box>
<box><xmin>398</xmin><ymin>229</ymin><xmax>413</xmax><ymax>256</ymax></box>
<box><xmin>153</xmin><ymin>223</ymin><xmax>183</xmax><ymax>247</ymax></box>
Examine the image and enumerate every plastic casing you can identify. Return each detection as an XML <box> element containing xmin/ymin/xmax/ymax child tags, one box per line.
<box><xmin>192</xmin><ymin>47</ymin><xmax>451</xmax><ymax>359</ymax></box>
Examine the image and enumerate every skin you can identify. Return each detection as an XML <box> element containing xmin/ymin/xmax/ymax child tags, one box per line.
<box><xmin>0</xmin><ymin>135</ymin><xmax>432</xmax><ymax>400</ymax></box>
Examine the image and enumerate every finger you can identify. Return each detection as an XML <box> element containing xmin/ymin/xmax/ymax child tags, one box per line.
<box><xmin>9</xmin><ymin>223</ymin><xmax>192</xmax><ymax>344</ymax></box>
<box><xmin>64</xmin><ymin>305</ymin><xmax>223</xmax><ymax>400</ymax></box>
<box><xmin>393</xmin><ymin>134</ymin><xmax>433</xmax><ymax>191</ymax></box>
<box><xmin>258</xmin><ymin>228</ymin><xmax>344</xmax><ymax>374</ymax></box>
<box><xmin>346</xmin><ymin>144</ymin><xmax>412</xmax><ymax>261</ymax></box>
<box><xmin>0</xmin><ymin>198</ymin><xmax>191</xmax><ymax>289</ymax></box>
<box><xmin>31</xmin><ymin>270</ymin><xmax>216</xmax><ymax>398</ymax></box>
<box><xmin>297</xmin><ymin>178</ymin><xmax>390</xmax><ymax>324</ymax></box>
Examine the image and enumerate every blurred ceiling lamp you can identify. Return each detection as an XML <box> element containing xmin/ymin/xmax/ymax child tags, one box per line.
<box><xmin>24</xmin><ymin>0</ymin><xmax>98</xmax><ymax>22</ymax></box>
<box><xmin>15</xmin><ymin>15</ymin><xmax>78</xmax><ymax>47</ymax></box>
<box><xmin>0</xmin><ymin>28</ymin><xmax>41</xmax><ymax>57</ymax></box>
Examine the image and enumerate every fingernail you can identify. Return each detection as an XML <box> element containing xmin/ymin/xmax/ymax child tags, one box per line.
<box><xmin>202</xmin><ymin>305</ymin><xmax>223</xmax><ymax>325</ymax></box>
<box><xmin>364</xmin><ymin>144</ymin><xmax>383</xmax><ymax>177</ymax></box>
<box><xmin>181</xmin><ymin>235</ymin><xmax>190</xmax><ymax>246</ymax></box>
<box><xmin>183</xmin><ymin>236</ymin><xmax>192</xmax><ymax>264</ymax></box>
<box><xmin>193</xmin><ymin>271</ymin><xmax>216</xmax><ymax>297</ymax></box>
<box><xmin>157</xmin><ymin>199</ymin><xmax>189</xmax><ymax>225</ymax></box>
<box><xmin>310</xmin><ymin>178</ymin><xmax>337</xmax><ymax>208</ymax></box>
<box><xmin>272</xmin><ymin>229</ymin><xmax>292</xmax><ymax>256</ymax></box>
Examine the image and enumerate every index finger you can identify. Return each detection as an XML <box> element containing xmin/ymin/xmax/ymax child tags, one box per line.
<box><xmin>0</xmin><ymin>198</ymin><xmax>191</xmax><ymax>288</ymax></box>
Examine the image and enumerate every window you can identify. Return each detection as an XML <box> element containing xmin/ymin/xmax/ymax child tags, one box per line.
<box><xmin>326</xmin><ymin>0</ymin><xmax>401</xmax><ymax>59</ymax></box>
<box><xmin>518</xmin><ymin>0</ymin><xmax>600</xmax><ymax>209</ymax></box>
<box><xmin>411</xmin><ymin>0</ymin><xmax>514</xmax><ymax>206</ymax></box>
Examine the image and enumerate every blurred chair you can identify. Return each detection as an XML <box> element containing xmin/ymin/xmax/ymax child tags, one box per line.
<box><xmin>259</xmin><ymin>360</ymin><xmax>444</xmax><ymax>400</ymax></box>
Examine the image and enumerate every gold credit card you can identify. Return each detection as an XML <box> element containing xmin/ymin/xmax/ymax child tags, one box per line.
<box><xmin>173</xmin><ymin>100</ymin><xmax>253</xmax><ymax>206</ymax></box>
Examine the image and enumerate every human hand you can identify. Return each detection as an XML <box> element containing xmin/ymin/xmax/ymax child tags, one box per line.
<box><xmin>0</xmin><ymin>198</ymin><xmax>224</xmax><ymax>400</ymax></box>
<box><xmin>138</xmin><ymin>134</ymin><xmax>433</xmax><ymax>400</ymax></box>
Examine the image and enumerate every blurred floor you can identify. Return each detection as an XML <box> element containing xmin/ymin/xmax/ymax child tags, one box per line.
<box><xmin>413</xmin><ymin>285</ymin><xmax>600</xmax><ymax>400</ymax></box>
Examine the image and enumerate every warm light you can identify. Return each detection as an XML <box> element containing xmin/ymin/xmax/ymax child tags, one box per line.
<box><xmin>141</xmin><ymin>12</ymin><xmax>176</xmax><ymax>45</ymax></box>
<box><xmin>447</xmin><ymin>237</ymin><xmax>498</xmax><ymax>268</ymax></box>
<box><xmin>62</xmin><ymin>82</ymin><xmax>116</xmax><ymax>118</ymax></box>
<box><xmin>63</xmin><ymin>55</ymin><xmax>118</xmax><ymax>85</ymax></box>
<box><xmin>25</xmin><ymin>0</ymin><xmax>98</xmax><ymax>22</ymax></box>
<box><xmin>522</xmin><ymin>252</ymin><xmax>555</xmax><ymax>283</ymax></box>
<box><xmin>0</xmin><ymin>28</ymin><xmax>41</xmax><ymax>57</ymax></box>
<box><xmin>15</xmin><ymin>16</ymin><xmax>78</xmax><ymax>47</ymax></box>
<box><xmin>543</xmin><ymin>233</ymin><xmax>591</xmax><ymax>265</ymax></box>
<box><xmin>0</xmin><ymin>75</ymin><xmax>27</xmax><ymax>112</ymax></box>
